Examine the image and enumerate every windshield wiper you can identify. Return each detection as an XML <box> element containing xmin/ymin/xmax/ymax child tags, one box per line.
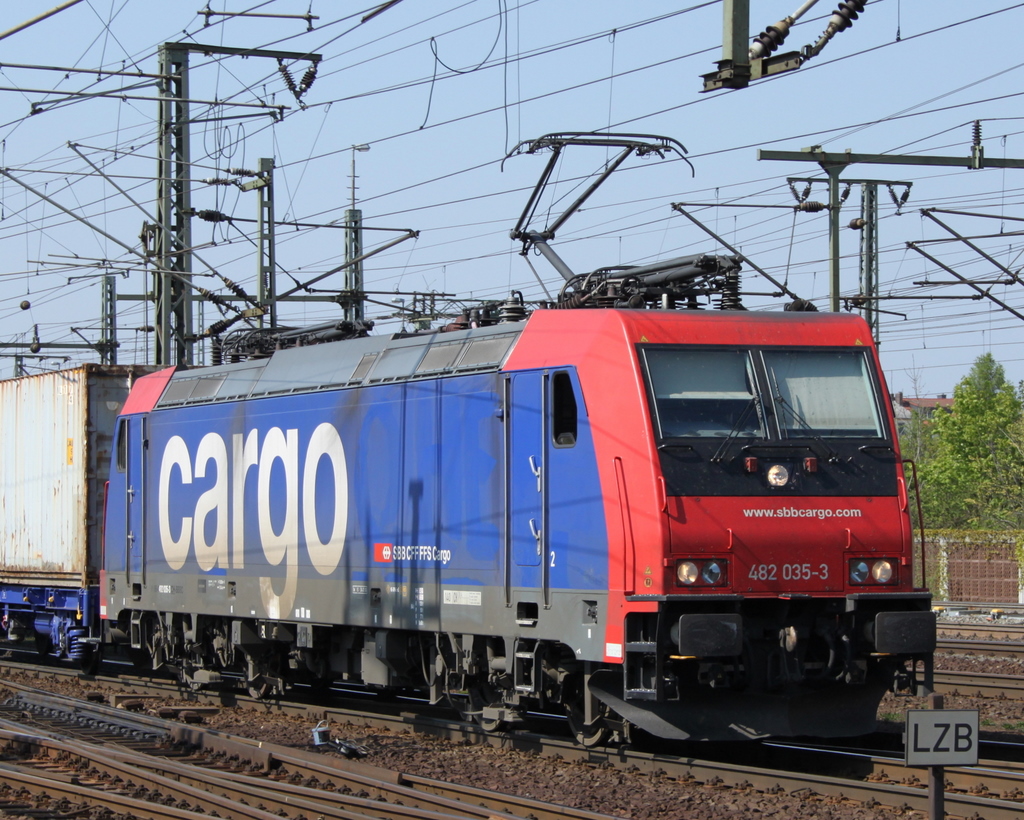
<box><xmin>710</xmin><ymin>394</ymin><xmax>761</xmax><ymax>463</ymax></box>
<box><xmin>658</xmin><ymin>442</ymin><xmax>694</xmax><ymax>451</ymax></box>
<box><xmin>767</xmin><ymin>371</ymin><xmax>839</xmax><ymax>463</ymax></box>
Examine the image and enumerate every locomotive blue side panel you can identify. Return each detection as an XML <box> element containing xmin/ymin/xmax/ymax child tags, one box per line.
<box><xmin>102</xmin><ymin>415</ymin><xmax>146</xmax><ymax>577</ymax></box>
<box><xmin>399</xmin><ymin>379</ymin><xmax>439</xmax><ymax>557</ymax></box>
<box><xmin>387</xmin><ymin>379</ymin><xmax>444</xmax><ymax>629</ymax></box>
<box><xmin>356</xmin><ymin>380</ymin><xmax>401</xmax><ymax>565</ymax></box>
<box><xmin>438</xmin><ymin>376</ymin><xmax>504</xmax><ymax>564</ymax></box>
<box><xmin>105</xmin><ymin>362</ymin><xmax>610</xmax><ymax>660</ymax></box>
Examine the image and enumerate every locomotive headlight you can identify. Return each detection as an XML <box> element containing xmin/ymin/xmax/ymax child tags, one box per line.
<box><xmin>871</xmin><ymin>559</ymin><xmax>893</xmax><ymax>583</ymax></box>
<box><xmin>677</xmin><ymin>561</ymin><xmax>699</xmax><ymax>585</ymax></box>
<box><xmin>849</xmin><ymin>558</ymin><xmax>895</xmax><ymax>584</ymax></box>
<box><xmin>849</xmin><ymin>559</ymin><xmax>870</xmax><ymax>584</ymax></box>
<box><xmin>766</xmin><ymin>464</ymin><xmax>790</xmax><ymax>487</ymax></box>
<box><xmin>702</xmin><ymin>560</ymin><xmax>724</xmax><ymax>585</ymax></box>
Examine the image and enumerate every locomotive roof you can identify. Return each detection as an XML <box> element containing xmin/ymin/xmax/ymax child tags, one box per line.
<box><xmin>502</xmin><ymin>308</ymin><xmax>877</xmax><ymax>371</ymax></box>
<box><xmin>125</xmin><ymin>308</ymin><xmax>877</xmax><ymax>414</ymax></box>
<box><xmin>152</xmin><ymin>322</ymin><xmax>523</xmax><ymax>409</ymax></box>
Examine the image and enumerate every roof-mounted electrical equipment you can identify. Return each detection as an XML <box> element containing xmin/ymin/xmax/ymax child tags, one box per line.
<box><xmin>506</xmin><ymin>132</ymin><xmax>745</xmax><ymax>311</ymax></box>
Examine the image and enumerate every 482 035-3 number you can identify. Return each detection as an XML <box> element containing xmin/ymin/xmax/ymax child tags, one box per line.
<box><xmin>747</xmin><ymin>563</ymin><xmax>829</xmax><ymax>581</ymax></box>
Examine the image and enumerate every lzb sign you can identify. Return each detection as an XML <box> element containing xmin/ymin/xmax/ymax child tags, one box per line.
<box><xmin>905</xmin><ymin>710</ymin><xmax>979</xmax><ymax>767</ymax></box>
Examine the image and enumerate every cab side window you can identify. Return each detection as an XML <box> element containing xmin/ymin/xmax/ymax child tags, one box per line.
<box><xmin>116</xmin><ymin>418</ymin><xmax>128</xmax><ymax>472</ymax></box>
<box><xmin>552</xmin><ymin>371</ymin><xmax>577</xmax><ymax>447</ymax></box>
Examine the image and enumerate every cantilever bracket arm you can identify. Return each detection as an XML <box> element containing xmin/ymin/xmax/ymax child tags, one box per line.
<box><xmin>670</xmin><ymin>203</ymin><xmax>802</xmax><ymax>302</ymax></box>
<box><xmin>906</xmin><ymin>240</ymin><xmax>1024</xmax><ymax>323</ymax></box>
<box><xmin>505</xmin><ymin>132</ymin><xmax>692</xmax><ymax>249</ymax></box>
<box><xmin>277</xmin><ymin>229</ymin><xmax>419</xmax><ymax>299</ymax></box>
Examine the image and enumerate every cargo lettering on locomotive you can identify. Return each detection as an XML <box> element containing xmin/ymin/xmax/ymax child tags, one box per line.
<box><xmin>157</xmin><ymin>422</ymin><xmax>348</xmax><ymax>618</ymax></box>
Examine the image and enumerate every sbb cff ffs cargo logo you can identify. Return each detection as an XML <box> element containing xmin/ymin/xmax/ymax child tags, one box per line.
<box><xmin>373</xmin><ymin>543</ymin><xmax>453</xmax><ymax>564</ymax></box>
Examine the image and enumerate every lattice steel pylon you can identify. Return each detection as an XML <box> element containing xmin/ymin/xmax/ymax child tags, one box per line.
<box><xmin>155</xmin><ymin>43</ymin><xmax>194</xmax><ymax>366</ymax></box>
<box><xmin>857</xmin><ymin>183</ymin><xmax>879</xmax><ymax>339</ymax></box>
<box><xmin>152</xmin><ymin>43</ymin><xmax>321</xmax><ymax>365</ymax></box>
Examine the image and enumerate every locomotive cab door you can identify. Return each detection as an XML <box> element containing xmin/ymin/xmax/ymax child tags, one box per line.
<box><xmin>507</xmin><ymin>372</ymin><xmax>548</xmax><ymax>601</ymax></box>
<box><xmin>506</xmin><ymin>370</ymin><xmax>583</xmax><ymax>610</ymax></box>
<box><xmin>125</xmin><ymin>415</ymin><xmax>146</xmax><ymax>596</ymax></box>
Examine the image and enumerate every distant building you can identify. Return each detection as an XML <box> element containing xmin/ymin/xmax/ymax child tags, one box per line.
<box><xmin>891</xmin><ymin>392</ymin><xmax>954</xmax><ymax>435</ymax></box>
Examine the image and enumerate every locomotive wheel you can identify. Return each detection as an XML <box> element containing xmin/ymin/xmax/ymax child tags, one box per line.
<box><xmin>246</xmin><ymin>652</ymin><xmax>285</xmax><ymax>699</ymax></box>
<box><xmin>76</xmin><ymin>646</ymin><xmax>100</xmax><ymax>676</ymax></box>
<box><xmin>449</xmin><ymin>684</ymin><xmax>506</xmax><ymax>732</ymax></box>
<box><xmin>34</xmin><ymin>633</ymin><xmax>54</xmax><ymax>658</ymax></box>
<box><xmin>566</xmin><ymin>700</ymin><xmax>611</xmax><ymax>747</ymax></box>
<box><xmin>247</xmin><ymin>677</ymin><xmax>273</xmax><ymax>700</ymax></box>
<box><xmin>473</xmin><ymin>691</ymin><xmax>506</xmax><ymax>733</ymax></box>
<box><xmin>564</xmin><ymin>673</ymin><xmax>612</xmax><ymax>747</ymax></box>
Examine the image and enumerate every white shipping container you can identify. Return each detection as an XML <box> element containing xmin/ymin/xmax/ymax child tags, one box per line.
<box><xmin>0</xmin><ymin>365</ymin><xmax>152</xmax><ymax>587</ymax></box>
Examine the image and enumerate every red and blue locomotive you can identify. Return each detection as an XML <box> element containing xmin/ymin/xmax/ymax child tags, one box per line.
<box><xmin>96</xmin><ymin>290</ymin><xmax>934</xmax><ymax>742</ymax></box>
<box><xmin>3</xmin><ymin>135</ymin><xmax>935</xmax><ymax>742</ymax></box>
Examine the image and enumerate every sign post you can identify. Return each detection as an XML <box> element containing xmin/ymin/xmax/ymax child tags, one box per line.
<box><xmin>905</xmin><ymin>694</ymin><xmax>979</xmax><ymax>819</ymax></box>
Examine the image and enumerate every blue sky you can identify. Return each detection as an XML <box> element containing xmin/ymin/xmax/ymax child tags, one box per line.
<box><xmin>1</xmin><ymin>1</ymin><xmax>1022</xmax><ymax>397</ymax></box>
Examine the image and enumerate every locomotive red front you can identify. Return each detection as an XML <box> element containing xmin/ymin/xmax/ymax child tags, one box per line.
<box><xmin>99</xmin><ymin>307</ymin><xmax>934</xmax><ymax>743</ymax></box>
<box><xmin>505</xmin><ymin>309</ymin><xmax>934</xmax><ymax>741</ymax></box>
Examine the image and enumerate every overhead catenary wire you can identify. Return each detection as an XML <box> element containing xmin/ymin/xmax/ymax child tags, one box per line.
<box><xmin>0</xmin><ymin>2</ymin><xmax>1021</xmax><ymax>381</ymax></box>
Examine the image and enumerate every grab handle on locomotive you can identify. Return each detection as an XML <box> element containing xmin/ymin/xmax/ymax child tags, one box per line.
<box><xmin>529</xmin><ymin>518</ymin><xmax>542</xmax><ymax>554</ymax></box>
<box><xmin>528</xmin><ymin>454</ymin><xmax>541</xmax><ymax>490</ymax></box>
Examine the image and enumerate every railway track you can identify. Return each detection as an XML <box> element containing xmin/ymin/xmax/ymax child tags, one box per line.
<box><xmin>935</xmin><ymin>609</ymin><xmax>1024</xmax><ymax>667</ymax></box>
<box><xmin>5</xmin><ymin>663</ymin><xmax>1024</xmax><ymax>818</ymax></box>
<box><xmin>933</xmin><ymin>670</ymin><xmax>1024</xmax><ymax>699</ymax></box>
<box><xmin>937</xmin><ymin>620</ymin><xmax>1024</xmax><ymax>642</ymax></box>
<box><xmin>937</xmin><ymin>639</ymin><xmax>1024</xmax><ymax>660</ymax></box>
<box><xmin>0</xmin><ymin>681</ymin><xmax>620</xmax><ymax>820</ymax></box>
<box><xmin>10</xmin><ymin>647</ymin><xmax>1024</xmax><ymax>711</ymax></box>
<box><xmin>934</xmin><ymin>600</ymin><xmax>1024</xmax><ymax>617</ymax></box>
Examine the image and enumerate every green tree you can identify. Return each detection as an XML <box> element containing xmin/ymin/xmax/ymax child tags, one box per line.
<box><xmin>899</xmin><ymin>406</ymin><xmax>937</xmax><ymax>465</ymax></box>
<box><xmin>918</xmin><ymin>353</ymin><xmax>1022</xmax><ymax>528</ymax></box>
<box><xmin>899</xmin><ymin>405</ymin><xmax>937</xmax><ymax>532</ymax></box>
<box><xmin>986</xmin><ymin>413</ymin><xmax>1024</xmax><ymax>528</ymax></box>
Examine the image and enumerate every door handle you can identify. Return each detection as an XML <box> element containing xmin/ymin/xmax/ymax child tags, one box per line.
<box><xmin>529</xmin><ymin>518</ymin><xmax>541</xmax><ymax>554</ymax></box>
<box><xmin>528</xmin><ymin>455</ymin><xmax>541</xmax><ymax>491</ymax></box>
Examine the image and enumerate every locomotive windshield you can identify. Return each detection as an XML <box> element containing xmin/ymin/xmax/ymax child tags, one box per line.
<box><xmin>643</xmin><ymin>346</ymin><xmax>885</xmax><ymax>441</ymax></box>
<box><xmin>762</xmin><ymin>349</ymin><xmax>884</xmax><ymax>438</ymax></box>
<box><xmin>645</xmin><ymin>349</ymin><xmax>763</xmax><ymax>438</ymax></box>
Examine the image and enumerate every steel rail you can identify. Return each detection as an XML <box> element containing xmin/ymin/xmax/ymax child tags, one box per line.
<box><xmin>0</xmin><ymin>731</ymin><xmax>498</xmax><ymax>820</ymax></box>
<box><xmin>934</xmin><ymin>670</ymin><xmax>1024</xmax><ymax>699</ymax></box>
<box><xmin>6</xmin><ymin>662</ymin><xmax>1024</xmax><ymax>818</ymax></box>
<box><xmin>938</xmin><ymin>621</ymin><xmax>1024</xmax><ymax>641</ymax></box>
<box><xmin>0</xmin><ymin>747</ymin><xmax>282</xmax><ymax>820</ymax></box>
<box><xmin>0</xmin><ymin>684</ymin><xmax>622</xmax><ymax>820</ymax></box>
<box><xmin>937</xmin><ymin>638</ymin><xmax>1024</xmax><ymax>658</ymax></box>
